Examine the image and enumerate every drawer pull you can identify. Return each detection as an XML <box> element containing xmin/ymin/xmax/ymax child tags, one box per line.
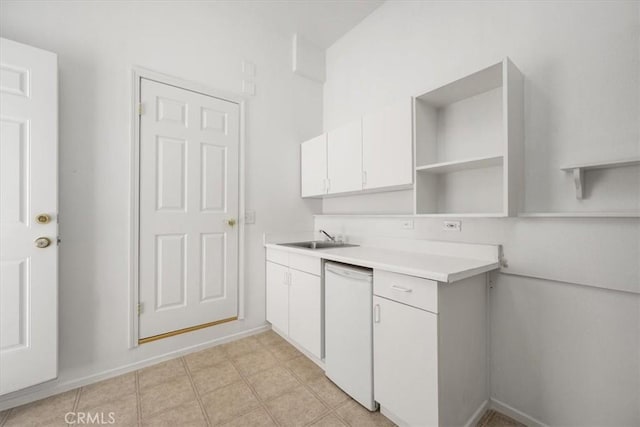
<box><xmin>390</xmin><ymin>285</ymin><xmax>413</xmax><ymax>293</ymax></box>
<box><xmin>374</xmin><ymin>304</ymin><xmax>380</xmax><ymax>323</ymax></box>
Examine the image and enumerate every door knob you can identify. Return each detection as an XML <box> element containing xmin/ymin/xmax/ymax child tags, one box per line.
<box><xmin>35</xmin><ymin>237</ymin><xmax>51</xmax><ymax>248</ymax></box>
<box><xmin>35</xmin><ymin>213</ymin><xmax>51</xmax><ymax>224</ymax></box>
<box><xmin>227</xmin><ymin>218</ymin><xmax>237</xmax><ymax>227</ymax></box>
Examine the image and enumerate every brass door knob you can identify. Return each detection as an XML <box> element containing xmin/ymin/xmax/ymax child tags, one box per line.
<box><xmin>36</xmin><ymin>213</ymin><xmax>51</xmax><ymax>224</ymax></box>
<box><xmin>35</xmin><ymin>237</ymin><xmax>51</xmax><ymax>248</ymax></box>
<box><xmin>227</xmin><ymin>218</ymin><xmax>236</xmax><ymax>227</ymax></box>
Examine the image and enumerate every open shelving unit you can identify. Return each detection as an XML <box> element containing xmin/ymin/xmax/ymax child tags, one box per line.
<box><xmin>413</xmin><ymin>58</ymin><xmax>524</xmax><ymax>217</ymax></box>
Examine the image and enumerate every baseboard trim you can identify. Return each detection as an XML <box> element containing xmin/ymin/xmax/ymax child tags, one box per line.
<box><xmin>0</xmin><ymin>324</ymin><xmax>269</xmax><ymax>411</ymax></box>
<box><xmin>464</xmin><ymin>399</ymin><xmax>490</xmax><ymax>427</ymax></box>
<box><xmin>270</xmin><ymin>325</ymin><xmax>325</xmax><ymax>370</ymax></box>
<box><xmin>490</xmin><ymin>398</ymin><xmax>549</xmax><ymax>427</ymax></box>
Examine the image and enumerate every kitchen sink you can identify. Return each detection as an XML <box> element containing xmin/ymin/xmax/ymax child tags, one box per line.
<box><xmin>278</xmin><ymin>241</ymin><xmax>359</xmax><ymax>250</ymax></box>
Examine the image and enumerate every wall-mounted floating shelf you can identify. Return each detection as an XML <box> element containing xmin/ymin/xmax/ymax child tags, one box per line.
<box><xmin>519</xmin><ymin>212</ymin><xmax>640</xmax><ymax>218</ymax></box>
<box><xmin>561</xmin><ymin>157</ymin><xmax>640</xmax><ymax>199</ymax></box>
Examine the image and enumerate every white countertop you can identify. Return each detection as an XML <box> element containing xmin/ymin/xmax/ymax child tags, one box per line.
<box><xmin>264</xmin><ymin>242</ymin><xmax>500</xmax><ymax>283</ymax></box>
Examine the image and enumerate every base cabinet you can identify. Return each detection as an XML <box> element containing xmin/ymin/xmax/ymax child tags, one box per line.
<box><xmin>266</xmin><ymin>261</ymin><xmax>290</xmax><ymax>335</ymax></box>
<box><xmin>373</xmin><ymin>270</ymin><xmax>488</xmax><ymax>427</ymax></box>
<box><xmin>265</xmin><ymin>249</ymin><xmax>322</xmax><ymax>359</ymax></box>
<box><xmin>373</xmin><ymin>296</ymin><xmax>439</xmax><ymax>426</ymax></box>
<box><xmin>289</xmin><ymin>269</ymin><xmax>322</xmax><ymax>357</ymax></box>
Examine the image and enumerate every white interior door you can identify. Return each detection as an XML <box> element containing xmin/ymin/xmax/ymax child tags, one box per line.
<box><xmin>139</xmin><ymin>78</ymin><xmax>240</xmax><ymax>340</ymax></box>
<box><xmin>0</xmin><ymin>38</ymin><xmax>58</xmax><ymax>395</ymax></box>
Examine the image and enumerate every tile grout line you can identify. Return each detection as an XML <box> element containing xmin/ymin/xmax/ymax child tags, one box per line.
<box><xmin>223</xmin><ymin>339</ymin><xmax>283</xmax><ymax>426</ymax></box>
<box><xmin>330</xmin><ymin>401</ymin><xmax>355</xmax><ymax>426</ymax></box>
<box><xmin>257</xmin><ymin>338</ymin><xmax>336</xmax><ymax>426</ymax></box>
<box><xmin>0</xmin><ymin>408</ymin><xmax>10</xmax><ymax>427</ymax></box>
<box><xmin>135</xmin><ymin>370</ymin><xmax>142</xmax><ymax>427</ymax></box>
<box><xmin>180</xmin><ymin>356</ymin><xmax>213</xmax><ymax>427</ymax></box>
<box><xmin>68</xmin><ymin>388</ymin><xmax>81</xmax><ymax>427</ymax></box>
<box><xmin>256</xmin><ymin>337</ymin><xmax>371</xmax><ymax>427</ymax></box>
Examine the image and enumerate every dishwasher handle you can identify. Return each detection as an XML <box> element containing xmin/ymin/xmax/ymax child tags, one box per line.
<box><xmin>325</xmin><ymin>264</ymin><xmax>372</xmax><ymax>282</ymax></box>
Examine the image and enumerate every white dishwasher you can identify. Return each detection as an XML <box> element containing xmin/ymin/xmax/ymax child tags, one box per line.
<box><xmin>324</xmin><ymin>262</ymin><xmax>376</xmax><ymax>411</ymax></box>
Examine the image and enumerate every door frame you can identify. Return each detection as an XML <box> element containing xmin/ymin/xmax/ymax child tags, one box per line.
<box><xmin>129</xmin><ymin>66</ymin><xmax>246</xmax><ymax>348</ymax></box>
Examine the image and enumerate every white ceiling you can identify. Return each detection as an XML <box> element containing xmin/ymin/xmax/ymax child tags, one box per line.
<box><xmin>218</xmin><ymin>0</ymin><xmax>385</xmax><ymax>48</ymax></box>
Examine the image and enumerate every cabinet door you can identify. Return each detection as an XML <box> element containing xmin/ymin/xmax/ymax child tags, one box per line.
<box><xmin>373</xmin><ymin>296</ymin><xmax>438</xmax><ymax>426</ymax></box>
<box><xmin>362</xmin><ymin>98</ymin><xmax>413</xmax><ymax>190</ymax></box>
<box><xmin>289</xmin><ymin>269</ymin><xmax>321</xmax><ymax>358</ymax></box>
<box><xmin>327</xmin><ymin>120</ymin><xmax>363</xmax><ymax>194</ymax></box>
<box><xmin>301</xmin><ymin>134</ymin><xmax>327</xmax><ymax>197</ymax></box>
<box><xmin>266</xmin><ymin>261</ymin><xmax>289</xmax><ymax>335</ymax></box>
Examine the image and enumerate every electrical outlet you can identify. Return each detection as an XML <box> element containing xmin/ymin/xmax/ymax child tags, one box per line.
<box><xmin>443</xmin><ymin>220</ymin><xmax>461</xmax><ymax>231</ymax></box>
<box><xmin>402</xmin><ymin>220</ymin><xmax>414</xmax><ymax>229</ymax></box>
<box><xmin>245</xmin><ymin>210</ymin><xmax>256</xmax><ymax>224</ymax></box>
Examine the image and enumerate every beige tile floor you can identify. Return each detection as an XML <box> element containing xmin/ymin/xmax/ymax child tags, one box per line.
<box><xmin>0</xmin><ymin>331</ymin><xmax>523</xmax><ymax>427</ymax></box>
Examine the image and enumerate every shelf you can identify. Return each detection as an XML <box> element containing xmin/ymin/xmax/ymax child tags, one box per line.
<box><xmin>414</xmin><ymin>57</ymin><xmax>523</xmax><ymax>217</ymax></box>
<box><xmin>416</xmin><ymin>155</ymin><xmax>503</xmax><ymax>174</ymax></box>
<box><xmin>416</xmin><ymin>62</ymin><xmax>503</xmax><ymax>107</ymax></box>
<box><xmin>561</xmin><ymin>157</ymin><xmax>640</xmax><ymax>199</ymax></box>
<box><xmin>519</xmin><ymin>212</ymin><xmax>639</xmax><ymax>218</ymax></box>
<box><xmin>560</xmin><ymin>157</ymin><xmax>640</xmax><ymax>172</ymax></box>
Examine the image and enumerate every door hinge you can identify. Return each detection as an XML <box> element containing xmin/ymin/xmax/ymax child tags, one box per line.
<box><xmin>57</xmin><ymin>236</ymin><xmax>62</xmax><ymax>245</ymax></box>
<box><xmin>138</xmin><ymin>103</ymin><xmax>144</xmax><ymax>116</ymax></box>
<box><xmin>138</xmin><ymin>302</ymin><xmax>143</xmax><ymax>314</ymax></box>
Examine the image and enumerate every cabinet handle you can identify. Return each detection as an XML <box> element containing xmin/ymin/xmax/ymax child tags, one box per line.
<box><xmin>362</xmin><ymin>171</ymin><xmax>367</xmax><ymax>186</ymax></box>
<box><xmin>374</xmin><ymin>304</ymin><xmax>380</xmax><ymax>323</ymax></box>
<box><xmin>390</xmin><ymin>284</ymin><xmax>412</xmax><ymax>293</ymax></box>
<box><xmin>283</xmin><ymin>272</ymin><xmax>290</xmax><ymax>286</ymax></box>
<box><xmin>326</xmin><ymin>178</ymin><xmax>331</xmax><ymax>193</ymax></box>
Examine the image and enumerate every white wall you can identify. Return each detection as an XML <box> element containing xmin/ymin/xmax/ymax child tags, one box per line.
<box><xmin>0</xmin><ymin>0</ymin><xmax>322</xmax><ymax>407</ymax></box>
<box><xmin>324</xmin><ymin>0</ymin><xmax>639</xmax><ymax>215</ymax></box>
<box><xmin>320</xmin><ymin>1</ymin><xmax>640</xmax><ymax>426</ymax></box>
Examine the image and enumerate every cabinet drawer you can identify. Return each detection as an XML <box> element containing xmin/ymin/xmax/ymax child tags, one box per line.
<box><xmin>289</xmin><ymin>252</ymin><xmax>321</xmax><ymax>276</ymax></box>
<box><xmin>266</xmin><ymin>248</ymin><xmax>288</xmax><ymax>266</ymax></box>
<box><xmin>374</xmin><ymin>270</ymin><xmax>438</xmax><ymax>313</ymax></box>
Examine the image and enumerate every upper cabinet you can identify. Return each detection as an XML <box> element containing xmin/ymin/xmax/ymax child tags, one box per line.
<box><xmin>414</xmin><ymin>58</ymin><xmax>524</xmax><ymax>217</ymax></box>
<box><xmin>328</xmin><ymin>120</ymin><xmax>363</xmax><ymax>194</ymax></box>
<box><xmin>362</xmin><ymin>98</ymin><xmax>413</xmax><ymax>190</ymax></box>
<box><xmin>300</xmin><ymin>59</ymin><xmax>523</xmax><ymax>216</ymax></box>
<box><xmin>300</xmin><ymin>97</ymin><xmax>414</xmax><ymax>198</ymax></box>
<box><xmin>300</xmin><ymin>134</ymin><xmax>327</xmax><ymax>198</ymax></box>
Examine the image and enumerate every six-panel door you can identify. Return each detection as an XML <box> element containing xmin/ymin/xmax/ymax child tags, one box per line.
<box><xmin>138</xmin><ymin>78</ymin><xmax>240</xmax><ymax>339</ymax></box>
<box><xmin>0</xmin><ymin>38</ymin><xmax>58</xmax><ymax>395</ymax></box>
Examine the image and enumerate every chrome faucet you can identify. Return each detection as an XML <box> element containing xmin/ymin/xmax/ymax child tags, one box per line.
<box><xmin>319</xmin><ymin>229</ymin><xmax>335</xmax><ymax>242</ymax></box>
